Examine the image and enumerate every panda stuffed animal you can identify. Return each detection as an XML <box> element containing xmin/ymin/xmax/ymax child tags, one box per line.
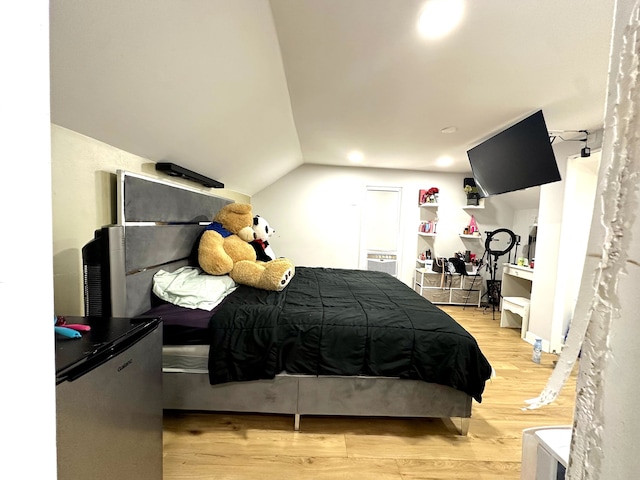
<box><xmin>250</xmin><ymin>215</ymin><xmax>277</xmax><ymax>262</ymax></box>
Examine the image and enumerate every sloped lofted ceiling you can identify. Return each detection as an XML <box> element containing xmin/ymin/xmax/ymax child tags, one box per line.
<box><xmin>50</xmin><ymin>0</ymin><xmax>615</xmax><ymax>197</ymax></box>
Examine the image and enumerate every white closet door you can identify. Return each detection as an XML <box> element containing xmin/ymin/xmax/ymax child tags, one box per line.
<box><xmin>360</xmin><ymin>186</ymin><xmax>401</xmax><ymax>275</ymax></box>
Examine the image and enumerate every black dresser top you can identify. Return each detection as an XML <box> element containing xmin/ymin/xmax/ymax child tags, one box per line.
<box><xmin>55</xmin><ymin>316</ymin><xmax>160</xmax><ymax>383</ymax></box>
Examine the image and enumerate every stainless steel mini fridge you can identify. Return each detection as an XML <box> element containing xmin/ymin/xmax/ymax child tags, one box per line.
<box><xmin>55</xmin><ymin>316</ymin><xmax>162</xmax><ymax>480</ymax></box>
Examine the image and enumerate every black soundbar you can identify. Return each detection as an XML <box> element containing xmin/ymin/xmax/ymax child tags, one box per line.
<box><xmin>155</xmin><ymin>162</ymin><xmax>224</xmax><ymax>188</ymax></box>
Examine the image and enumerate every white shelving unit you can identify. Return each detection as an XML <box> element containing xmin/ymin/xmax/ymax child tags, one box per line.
<box><xmin>417</xmin><ymin>200</ymin><xmax>438</xmax><ymax>264</ymax></box>
<box><xmin>414</xmin><ymin>268</ymin><xmax>482</xmax><ymax>306</ymax></box>
<box><xmin>414</xmin><ymin>191</ymin><xmax>483</xmax><ymax>306</ymax></box>
<box><xmin>460</xmin><ymin>201</ymin><xmax>484</xmax><ymax>268</ymax></box>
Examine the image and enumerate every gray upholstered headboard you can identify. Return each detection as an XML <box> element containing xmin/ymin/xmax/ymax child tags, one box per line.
<box><xmin>117</xmin><ymin>170</ymin><xmax>233</xmax><ymax>317</ymax></box>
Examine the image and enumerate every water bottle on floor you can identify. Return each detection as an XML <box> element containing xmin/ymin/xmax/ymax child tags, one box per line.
<box><xmin>532</xmin><ymin>338</ymin><xmax>542</xmax><ymax>364</ymax></box>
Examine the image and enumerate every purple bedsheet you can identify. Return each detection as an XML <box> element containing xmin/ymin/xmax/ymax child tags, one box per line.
<box><xmin>140</xmin><ymin>302</ymin><xmax>213</xmax><ymax>345</ymax></box>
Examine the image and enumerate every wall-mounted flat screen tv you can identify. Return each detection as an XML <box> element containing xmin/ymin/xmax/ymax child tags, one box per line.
<box><xmin>466</xmin><ymin>110</ymin><xmax>561</xmax><ymax>196</ymax></box>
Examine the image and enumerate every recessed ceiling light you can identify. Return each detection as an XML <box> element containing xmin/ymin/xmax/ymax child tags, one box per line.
<box><xmin>348</xmin><ymin>150</ymin><xmax>364</xmax><ymax>163</ymax></box>
<box><xmin>418</xmin><ymin>0</ymin><xmax>465</xmax><ymax>39</ymax></box>
<box><xmin>436</xmin><ymin>156</ymin><xmax>454</xmax><ymax>167</ymax></box>
<box><xmin>441</xmin><ymin>126</ymin><xmax>458</xmax><ymax>134</ymax></box>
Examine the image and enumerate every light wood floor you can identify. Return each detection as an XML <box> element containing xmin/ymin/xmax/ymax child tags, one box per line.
<box><xmin>163</xmin><ymin>305</ymin><xmax>577</xmax><ymax>479</ymax></box>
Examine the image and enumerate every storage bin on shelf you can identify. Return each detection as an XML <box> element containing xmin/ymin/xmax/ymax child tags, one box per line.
<box><xmin>414</xmin><ymin>268</ymin><xmax>482</xmax><ymax>307</ymax></box>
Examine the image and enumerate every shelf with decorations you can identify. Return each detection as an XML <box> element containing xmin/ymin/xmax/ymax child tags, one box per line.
<box><xmin>459</xmin><ymin>180</ymin><xmax>486</xmax><ymax>273</ymax></box>
<box><xmin>418</xmin><ymin>187</ymin><xmax>440</xmax><ymax>206</ymax></box>
<box><xmin>417</xmin><ymin>223</ymin><xmax>437</xmax><ymax>263</ymax></box>
<box><xmin>414</xmin><ymin>187</ymin><xmax>482</xmax><ymax>307</ymax></box>
<box><xmin>460</xmin><ymin>213</ymin><xmax>480</xmax><ymax>238</ymax></box>
<box><xmin>463</xmin><ymin>178</ymin><xmax>483</xmax><ymax>207</ymax></box>
<box><xmin>416</xmin><ymin>187</ymin><xmax>438</xmax><ymax>268</ymax></box>
<box><xmin>462</xmin><ymin>200</ymin><xmax>485</xmax><ymax>210</ymax></box>
<box><xmin>418</xmin><ymin>221</ymin><xmax>438</xmax><ymax>236</ymax></box>
<box><xmin>459</xmin><ymin>212</ymin><xmax>483</xmax><ymax>271</ymax></box>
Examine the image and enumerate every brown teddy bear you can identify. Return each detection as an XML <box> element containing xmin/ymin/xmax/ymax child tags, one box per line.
<box><xmin>198</xmin><ymin>203</ymin><xmax>295</xmax><ymax>291</ymax></box>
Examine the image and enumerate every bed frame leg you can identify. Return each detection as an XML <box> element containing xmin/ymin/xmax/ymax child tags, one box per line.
<box><xmin>452</xmin><ymin>417</ymin><xmax>469</xmax><ymax>436</ymax></box>
<box><xmin>294</xmin><ymin>413</ymin><xmax>300</xmax><ymax>431</ymax></box>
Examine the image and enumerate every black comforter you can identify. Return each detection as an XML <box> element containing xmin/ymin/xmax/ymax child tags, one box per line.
<box><xmin>208</xmin><ymin>267</ymin><xmax>492</xmax><ymax>402</ymax></box>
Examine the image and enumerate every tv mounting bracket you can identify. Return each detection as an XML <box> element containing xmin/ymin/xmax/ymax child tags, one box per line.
<box><xmin>548</xmin><ymin>129</ymin><xmax>590</xmax><ymax>157</ymax></box>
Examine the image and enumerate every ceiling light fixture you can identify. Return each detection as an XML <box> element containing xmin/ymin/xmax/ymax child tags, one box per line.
<box><xmin>348</xmin><ymin>150</ymin><xmax>364</xmax><ymax>163</ymax></box>
<box><xmin>441</xmin><ymin>126</ymin><xmax>458</xmax><ymax>134</ymax></box>
<box><xmin>436</xmin><ymin>156</ymin><xmax>453</xmax><ymax>167</ymax></box>
<box><xmin>418</xmin><ymin>0</ymin><xmax>465</xmax><ymax>39</ymax></box>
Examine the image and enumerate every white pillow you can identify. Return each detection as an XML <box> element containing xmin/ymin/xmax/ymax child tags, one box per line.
<box><xmin>153</xmin><ymin>266</ymin><xmax>237</xmax><ymax>311</ymax></box>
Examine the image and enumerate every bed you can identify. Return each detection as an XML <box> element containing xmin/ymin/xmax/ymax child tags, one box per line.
<box><xmin>101</xmin><ymin>170</ymin><xmax>492</xmax><ymax>435</ymax></box>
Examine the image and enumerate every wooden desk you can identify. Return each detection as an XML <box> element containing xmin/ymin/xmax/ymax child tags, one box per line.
<box><xmin>500</xmin><ymin>264</ymin><xmax>534</xmax><ymax>338</ymax></box>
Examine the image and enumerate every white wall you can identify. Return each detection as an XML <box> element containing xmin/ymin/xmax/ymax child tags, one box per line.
<box><xmin>526</xmin><ymin>140</ymin><xmax>598</xmax><ymax>352</ymax></box>
<box><xmin>511</xmin><ymin>208</ymin><xmax>539</xmax><ymax>259</ymax></box>
<box><xmin>569</xmin><ymin>1</ymin><xmax>639</xmax><ymax>477</ymax></box>
<box><xmin>0</xmin><ymin>2</ymin><xmax>57</xmax><ymax>478</ymax></box>
<box><xmin>51</xmin><ymin>125</ymin><xmax>250</xmax><ymax>316</ymax></box>
<box><xmin>552</xmin><ymin>152</ymin><xmax>600</xmax><ymax>341</ymax></box>
<box><xmin>527</xmin><ymin>150</ymin><xmax>567</xmax><ymax>352</ymax></box>
<box><xmin>252</xmin><ymin>163</ymin><xmax>522</xmax><ymax>289</ymax></box>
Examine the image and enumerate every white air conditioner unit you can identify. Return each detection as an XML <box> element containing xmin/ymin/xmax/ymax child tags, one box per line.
<box><xmin>367</xmin><ymin>253</ymin><xmax>398</xmax><ymax>277</ymax></box>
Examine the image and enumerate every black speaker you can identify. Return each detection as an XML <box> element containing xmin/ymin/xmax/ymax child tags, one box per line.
<box><xmin>156</xmin><ymin>162</ymin><xmax>224</xmax><ymax>188</ymax></box>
